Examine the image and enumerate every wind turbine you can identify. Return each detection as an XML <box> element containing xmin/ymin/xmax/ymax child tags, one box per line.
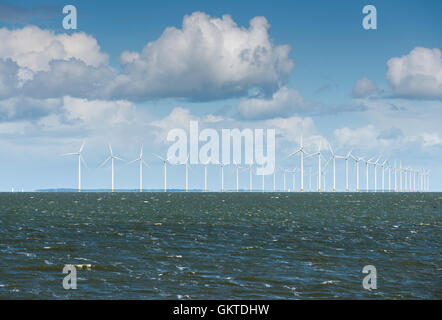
<box><xmin>363</xmin><ymin>157</ymin><xmax>374</xmax><ymax>192</ymax></box>
<box><xmin>128</xmin><ymin>145</ymin><xmax>149</xmax><ymax>192</ymax></box>
<box><xmin>62</xmin><ymin>141</ymin><xmax>87</xmax><ymax>192</ymax></box>
<box><xmin>305</xmin><ymin>141</ymin><xmax>324</xmax><ymax>192</ymax></box>
<box><xmin>153</xmin><ymin>153</ymin><xmax>170</xmax><ymax>192</ymax></box>
<box><xmin>350</xmin><ymin>154</ymin><xmax>364</xmax><ymax>193</ymax></box>
<box><xmin>369</xmin><ymin>156</ymin><xmax>381</xmax><ymax>192</ymax></box>
<box><xmin>372</xmin><ymin>156</ymin><xmax>381</xmax><ymax>192</ymax></box>
<box><xmin>321</xmin><ymin>157</ymin><xmax>331</xmax><ymax>192</ymax></box>
<box><xmin>101</xmin><ymin>144</ymin><xmax>125</xmax><ymax>192</ymax></box>
<box><xmin>180</xmin><ymin>156</ymin><xmax>191</xmax><ymax>192</ymax></box>
<box><xmin>218</xmin><ymin>162</ymin><xmax>227</xmax><ymax>192</ymax></box>
<box><xmin>394</xmin><ymin>160</ymin><xmax>397</xmax><ymax>192</ymax></box>
<box><xmin>186</xmin><ymin>157</ymin><xmax>191</xmax><ymax>192</ymax></box>
<box><xmin>328</xmin><ymin>142</ymin><xmax>338</xmax><ymax>192</ymax></box>
<box><xmin>388</xmin><ymin>162</ymin><xmax>392</xmax><ymax>192</ymax></box>
<box><xmin>232</xmin><ymin>164</ymin><xmax>241</xmax><ymax>192</ymax></box>
<box><xmin>399</xmin><ymin>161</ymin><xmax>403</xmax><ymax>192</ymax></box>
<box><xmin>287</xmin><ymin>135</ymin><xmax>309</xmax><ymax>192</ymax></box>
<box><xmin>337</xmin><ymin>150</ymin><xmax>352</xmax><ymax>192</ymax></box>
<box><xmin>380</xmin><ymin>159</ymin><xmax>387</xmax><ymax>192</ymax></box>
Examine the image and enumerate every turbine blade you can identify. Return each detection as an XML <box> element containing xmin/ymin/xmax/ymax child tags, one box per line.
<box><xmin>128</xmin><ymin>158</ymin><xmax>140</xmax><ymax>165</ymax></box>
<box><xmin>79</xmin><ymin>141</ymin><xmax>85</xmax><ymax>153</ymax></box>
<box><xmin>80</xmin><ymin>155</ymin><xmax>88</xmax><ymax>169</ymax></box>
<box><xmin>153</xmin><ymin>153</ymin><xmax>165</xmax><ymax>162</ymax></box>
<box><xmin>328</xmin><ymin>142</ymin><xmax>334</xmax><ymax>155</ymax></box>
<box><xmin>99</xmin><ymin>156</ymin><xmax>111</xmax><ymax>167</ymax></box>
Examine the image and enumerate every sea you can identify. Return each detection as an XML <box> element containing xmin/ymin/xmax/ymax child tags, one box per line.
<box><xmin>0</xmin><ymin>192</ymin><xmax>440</xmax><ymax>299</ymax></box>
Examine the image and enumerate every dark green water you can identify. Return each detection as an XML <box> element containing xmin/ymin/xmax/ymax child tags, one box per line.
<box><xmin>0</xmin><ymin>192</ymin><xmax>440</xmax><ymax>299</ymax></box>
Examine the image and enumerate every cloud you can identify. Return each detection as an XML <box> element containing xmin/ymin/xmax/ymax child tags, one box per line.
<box><xmin>21</xmin><ymin>59</ymin><xmax>115</xmax><ymax>99</ymax></box>
<box><xmin>420</xmin><ymin>133</ymin><xmax>442</xmax><ymax>148</ymax></box>
<box><xmin>386</xmin><ymin>47</ymin><xmax>442</xmax><ymax>99</ymax></box>
<box><xmin>334</xmin><ymin>125</ymin><xmax>391</xmax><ymax>151</ymax></box>
<box><xmin>112</xmin><ymin>12</ymin><xmax>294</xmax><ymax>101</ymax></box>
<box><xmin>237</xmin><ymin>87</ymin><xmax>307</xmax><ymax>120</ymax></box>
<box><xmin>0</xmin><ymin>14</ymin><xmax>294</xmax><ymax>102</ymax></box>
<box><xmin>0</xmin><ymin>26</ymin><xmax>108</xmax><ymax>82</ymax></box>
<box><xmin>237</xmin><ymin>86</ymin><xmax>364</xmax><ymax>120</ymax></box>
<box><xmin>377</xmin><ymin>127</ymin><xmax>404</xmax><ymax>140</ymax></box>
<box><xmin>352</xmin><ymin>77</ymin><xmax>378</xmax><ymax>98</ymax></box>
<box><xmin>0</xmin><ymin>96</ymin><xmax>60</xmax><ymax>121</ymax></box>
<box><xmin>0</xmin><ymin>58</ymin><xmax>19</xmax><ymax>98</ymax></box>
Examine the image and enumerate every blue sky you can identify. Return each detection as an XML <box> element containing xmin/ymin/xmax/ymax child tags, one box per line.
<box><xmin>0</xmin><ymin>0</ymin><xmax>441</xmax><ymax>191</ymax></box>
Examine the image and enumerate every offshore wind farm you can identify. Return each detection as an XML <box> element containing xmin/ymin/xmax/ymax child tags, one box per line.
<box><xmin>0</xmin><ymin>0</ymin><xmax>440</xmax><ymax>303</ymax></box>
<box><xmin>51</xmin><ymin>139</ymin><xmax>431</xmax><ymax>194</ymax></box>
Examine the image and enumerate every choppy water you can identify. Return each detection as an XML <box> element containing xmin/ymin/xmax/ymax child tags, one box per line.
<box><xmin>0</xmin><ymin>192</ymin><xmax>440</xmax><ymax>299</ymax></box>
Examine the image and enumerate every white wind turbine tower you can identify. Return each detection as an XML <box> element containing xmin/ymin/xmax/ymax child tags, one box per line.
<box><xmin>305</xmin><ymin>141</ymin><xmax>324</xmax><ymax>192</ymax></box>
<box><xmin>180</xmin><ymin>156</ymin><xmax>191</xmax><ymax>192</ymax></box>
<box><xmin>413</xmin><ymin>170</ymin><xmax>417</xmax><ymax>192</ymax></box>
<box><xmin>404</xmin><ymin>166</ymin><xmax>408</xmax><ymax>192</ymax></box>
<box><xmin>363</xmin><ymin>157</ymin><xmax>374</xmax><ymax>192</ymax></box>
<box><xmin>219</xmin><ymin>162</ymin><xmax>226</xmax><ymax>192</ymax></box>
<box><xmin>399</xmin><ymin>161</ymin><xmax>403</xmax><ymax>192</ymax></box>
<box><xmin>350</xmin><ymin>154</ymin><xmax>364</xmax><ymax>192</ymax></box>
<box><xmin>153</xmin><ymin>153</ymin><xmax>170</xmax><ymax>192</ymax></box>
<box><xmin>427</xmin><ymin>170</ymin><xmax>430</xmax><ymax>192</ymax></box>
<box><xmin>380</xmin><ymin>160</ymin><xmax>387</xmax><ymax>192</ymax></box>
<box><xmin>233</xmin><ymin>164</ymin><xmax>241</xmax><ymax>192</ymax></box>
<box><xmin>370</xmin><ymin>156</ymin><xmax>381</xmax><ymax>192</ymax></box>
<box><xmin>287</xmin><ymin>135</ymin><xmax>309</xmax><ymax>192</ymax></box>
<box><xmin>63</xmin><ymin>141</ymin><xmax>87</xmax><ymax>192</ymax></box>
<box><xmin>328</xmin><ymin>142</ymin><xmax>339</xmax><ymax>192</ymax></box>
<box><xmin>128</xmin><ymin>145</ymin><xmax>149</xmax><ymax>192</ymax></box>
<box><xmin>321</xmin><ymin>157</ymin><xmax>331</xmax><ymax>192</ymax></box>
<box><xmin>387</xmin><ymin>162</ymin><xmax>392</xmax><ymax>192</ymax></box>
<box><xmin>337</xmin><ymin>150</ymin><xmax>353</xmax><ymax>192</ymax></box>
<box><xmin>329</xmin><ymin>143</ymin><xmax>352</xmax><ymax>192</ymax></box>
<box><xmin>101</xmin><ymin>144</ymin><xmax>125</xmax><ymax>193</ymax></box>
<box><xmin>394</xmin><ymin>160</ymin><xmax>397</xmax><ymax>192</ymax></box>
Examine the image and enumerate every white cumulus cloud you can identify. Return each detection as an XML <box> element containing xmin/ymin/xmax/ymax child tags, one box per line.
<box><xmin>112</xmin><ymin>12</ymin><xmax>294</xmax><ymax>101</ymax></box>
<box><xmin>352</xmin><ymin>77</ymin><xmax>378</xmax><ymax>98</ymax></box>
<box><xmin>387</xmin><ymin>47</ymin><xmax>442</xmax><ymax>99</ymax></box>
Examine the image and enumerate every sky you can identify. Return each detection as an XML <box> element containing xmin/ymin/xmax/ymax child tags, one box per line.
<box><xmin>0</xmin><ymin>0</ymin><xmax>441</xmax><ymax>191</ymax></box>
